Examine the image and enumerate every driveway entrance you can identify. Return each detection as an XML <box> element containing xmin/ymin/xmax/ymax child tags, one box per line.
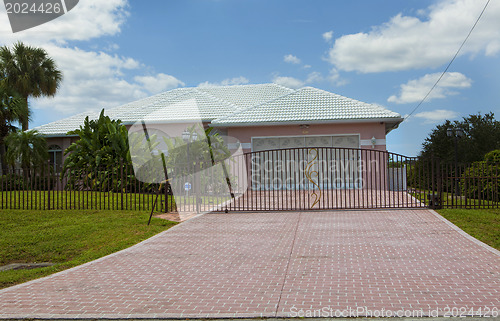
<box><xmin>0</xmin><ymin>209</ymin><xmax>499</xmax><ymax>318</ymax></box>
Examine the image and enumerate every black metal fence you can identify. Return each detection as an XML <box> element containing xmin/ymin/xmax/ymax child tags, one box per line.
<box><xmin>0</xmin><ymin>161</ymin><xmax>175</xmax><ymax>212</ymax></box>
<box><xmin>413</xmin><ymin>156</ymin><xmax>500</xmax><ymax>209</ymax></box>
<box><xmin>1</xmin><ymin>148</ymin><xmax>498</xmax><ymax>212</ymax></box>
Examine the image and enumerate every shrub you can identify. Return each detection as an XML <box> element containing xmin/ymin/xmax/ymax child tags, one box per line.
<box><xmin>460</xmin><ymin>156</ymin><xmax>500</xmax><ymax>202</ymax></box>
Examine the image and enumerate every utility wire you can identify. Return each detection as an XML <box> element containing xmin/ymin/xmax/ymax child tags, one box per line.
<box><xmin>404</xmin><ymin>0</ymin><xmax>491</xmax><ymax>121</ymax></box>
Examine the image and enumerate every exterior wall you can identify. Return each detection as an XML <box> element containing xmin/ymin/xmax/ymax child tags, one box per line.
<box><xmin>46</xmin><ymin>136</ymin><xmax>77</xmax><ymax>167</ymax></box>
<box><xmin>226</xmin><ymin>122</ymin><xmax>387</xmax><ymax>153</ymax></box>
<box><xmin>126</xmin><ymin>122</ymin><xmax>209</xmax><ymax>138</ymax></box>
<box><xmin>46</xmin><ymin>137</ymin><xmax>75</xmax><ymax>151</ymax></box>
<box><xmin>46</xmin><ymin>121</ymin><xmax>387</xmax><ymax>155</ymax></box>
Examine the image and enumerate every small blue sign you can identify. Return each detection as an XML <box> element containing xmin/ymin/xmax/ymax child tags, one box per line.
<box><xmin>184</xmin><ymin>182</ymin><xmax>192</xmax><ymax>191</ymax></box>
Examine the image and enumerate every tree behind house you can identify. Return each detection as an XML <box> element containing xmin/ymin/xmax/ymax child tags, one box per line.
<box><xmin>0</xmin><ymin>42</ymin><xmax>62</xmax><ymax>130</ymax></box>
<box><xmin>420</xmin><ymin>112</ymin><xmax>500</xmax><ymax>163</ymax></box>
<box><xmin>0</xmin><ymin>82</ymin><xmax>29</xmax><ymax>174</ymax></box>
<box><xmin>5</xmin><ymin>130</ymin><xmax>48</xmax><ymax>174</ymax></box>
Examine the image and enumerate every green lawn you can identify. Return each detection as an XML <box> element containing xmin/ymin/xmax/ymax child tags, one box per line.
<box><xmin>0</xmin><ymin>209</ymin><xmax>177</xmax><ymax>289</ymax></box>
<box><xmin>436</xmin><ymin>208</ymin><xmax>500</xmax><ymax>250</ymax></box>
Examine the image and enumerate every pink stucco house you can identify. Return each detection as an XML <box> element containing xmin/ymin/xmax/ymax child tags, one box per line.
<box><xmin>34</xmin><ymin>83</ymin><xmax>403</xmax><ymax>168</ymax></box>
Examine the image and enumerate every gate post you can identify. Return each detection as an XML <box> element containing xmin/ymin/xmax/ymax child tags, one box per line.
<box><xmin>47</xmin><ymin>160</ymin><xmax>51</xmax><ymax>211</ymax></box>
<box><xmin>430</xmin><ymin>155</ymin><xmax>435</xmax><ymax>209</ymax></box>
<box><xmin>436</xmin><ymin>157</ymin><xmax>442</xmax><ymax>209</ymax></box>
<box><xmin>428</xmin><ymin>155</ymin><xmax>442</xmax><ymax>209</ymax></box>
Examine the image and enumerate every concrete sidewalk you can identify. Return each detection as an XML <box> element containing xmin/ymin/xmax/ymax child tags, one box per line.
<box><xmin>1</xmin><ymin>209</ymin><xmax>499</xmax><ymax>318</ymax></box>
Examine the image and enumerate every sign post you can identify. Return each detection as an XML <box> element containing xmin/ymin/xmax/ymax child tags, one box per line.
<box><xmin>184</xmin><ymin>182</ymin><xmax>191</xmax><ymax>197</ymax></box>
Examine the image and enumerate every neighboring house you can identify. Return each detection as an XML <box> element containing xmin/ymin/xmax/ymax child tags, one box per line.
<box><xmin>33</xmin><ymin>83</ymin><xmax>403</xmax><ymax>169</ymax></box>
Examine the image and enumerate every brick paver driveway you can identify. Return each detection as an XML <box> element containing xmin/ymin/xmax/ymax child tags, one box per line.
<box><xmin>1</xmin><ymin>209</ymin><xmax>499</xmax><ymax>319</ymax></box>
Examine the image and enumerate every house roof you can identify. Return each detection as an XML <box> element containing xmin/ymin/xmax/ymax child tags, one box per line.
<box><xmin>33</xmin><ymin>83</ymin><xmax>402</xmax><ymax>136</ymax></box>
<box><xmin>34</xmin><ymin>83</ymin><xmax>293</xmax><ymax>136</ymax></box>
<box><xmin>196</xmin><ymin>83</ymin><xmax>294</xmax><ymax>109</ymax></box>
<box><xmin>211</xmin><ymin>87</ymin><xmax>402</xmax><ymax>131</ymax></box>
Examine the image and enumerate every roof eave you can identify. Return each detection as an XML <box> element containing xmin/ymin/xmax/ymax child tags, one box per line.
<box><xmin>41</xmin><ymin>133</ymin><xmax>79</xmax><ymax>138</ymax></box>
<box><xmin>211</xmin><ymin>117</ymin><xmax>404</xmax><ymax>128</ymax></box>
<box><xmin>385</xmin><ymin>118</ymin><xmax>404</xmax><ymax>134</ymax></box>
<box><xmin>121</xmin><ymin>118</ymin><xmax>214</xmax><ymax>125</ymax></box>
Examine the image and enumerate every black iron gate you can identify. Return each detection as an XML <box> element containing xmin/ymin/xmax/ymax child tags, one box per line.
<box><xmin>211</xmin><ymin>147</ymin><xmax>422</xmax><ymax>211</ymax></box>
<box><xmin>171</xmin><ymin>147</ymin><xmax>499</xmax><ymax>213</ymax></box>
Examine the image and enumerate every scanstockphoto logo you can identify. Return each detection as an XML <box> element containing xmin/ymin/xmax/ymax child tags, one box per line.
<box><xmin>127</xmin><ymin>98</ymin><xmax>248</xmax><ymax>219</ymax></box>
<box><xmin>4</xmin><ymin>0</ymin><xmax>79</xmax><ymax>33</ymax></box>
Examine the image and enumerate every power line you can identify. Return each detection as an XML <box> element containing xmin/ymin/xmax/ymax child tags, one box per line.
<box><xmin>404</xmin><ymin>0</ymin><xmax>491</xmax><ymax>121</ymax></box>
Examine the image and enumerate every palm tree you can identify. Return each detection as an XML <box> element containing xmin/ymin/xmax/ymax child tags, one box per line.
<box><xmin>0</xmin><ymin>81</ymin><xmax>28</xmax><ymax>174</ymax></box>
<box><xmin>0</xmin><ymin>42</ymin><xmax>62</xmax><ymax>130</ymax></box>
<box><xmin>4</xmin><ymin>130</ymin><xmax>48</xmax><ymax>174</ymax></box>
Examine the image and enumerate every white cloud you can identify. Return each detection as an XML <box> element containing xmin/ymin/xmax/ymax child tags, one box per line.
<box><xmin>413</xmin><ymin>109</ymin><xmax>460</xmax><ymax>123</ymax></box>
<box><xmin>32</xmin><ymin>45</ymin><xmax>164</xmax><ymax>114</ymax></box>
<box><xmin>327</xmin><ymin>0</ymin><xmax>500</xmax><ymax>73</ymax></box>
<box><xmin>388</xmin><ymin>72</ymin><xmax>472</xmax><ymax>104</ymax></box>
<box><xmin>272</xmin><ymin>76</ymin><xmax>305</xmax><ymax>89</ymax></box>
<box><xmin>198</xmin><ymin>76</ymin><xmax>249</xmax><ymax>87</ymax></box>
<box><xmin>284</xmin><ymin>54</ymin><xmax>301</xmax><ymax>64</ymax></box>
<box><xmin>135</xmin><ymin>74</ymin><xmax>185</xmax><ymax>94</ymax></box>
<box><xmin>0</xmin><ymin>1</ymin><xmax>187</xmax><ymax>120</ymax></box>
<box><xmin>327</xmin><ymin>68</ymin><xmax>348</xmax><ymax>86</ymax></box>
<box><xmin>220</xmin><ymin>76</ymin><xmax>249</xmax><ymax>86</ymax></box>
<box><xmin>322</xmin><ymin>30</ymin><xmax>333</xmax><ymax>42</ymax></box>
<box><xmin>0</xmin><ymin>0</ymin><xmax>129</xmax><ymax>45</ymax></box>
<box><xmin>103</xmin><ymin>43</ymin><xmax>120</xmax><ymax>52</ymax></box>
<box><xmin>306</xmin><ymin>71</ymin><xmax>323</xmax><ymax>83</ymax></box>
<box><xmin>272</xmin><ymin>69</ymin><xmax>347</xmax><ymax>89</ymax></box>
<box><xmin>30</xmin><ymin>48</ymin><xmax>181</xmax><ymax>115</ymax></box>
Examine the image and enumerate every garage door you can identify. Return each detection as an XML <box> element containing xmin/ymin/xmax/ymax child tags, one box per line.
<box><xmin>252</xmin><ymin>135</ymin><xmax>359</xmax><ymax>151</ymax></box>
<box><xmin>251</xmin><ymin>135</ymin><xmax>361</xmax><ymax>190</ymax></box>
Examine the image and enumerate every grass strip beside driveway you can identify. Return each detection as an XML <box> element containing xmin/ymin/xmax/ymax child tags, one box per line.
<box><xmin>0</xmin><ymin>209</ymin><xmax>176</xmax><ymax>289</ymax></box>
<box><xmin>437</xmin><ymin>208</ymin><xmax>499</xmax><ymax>250</ymax></box>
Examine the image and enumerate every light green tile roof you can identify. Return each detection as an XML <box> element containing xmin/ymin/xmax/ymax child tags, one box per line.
<box><xmin>33</xmin><ymin>84</ymin><xmax>402</xmax><ymax>136</ymax></box>
<box><xmin>211</xmin><ymin>87</ymin><xmax>402</xmax><ymax>126</ymax></box>
<box><xmin>197</xmin><ymin>83</ymin><xmax>294</xmax><ymax>109</ymax></box>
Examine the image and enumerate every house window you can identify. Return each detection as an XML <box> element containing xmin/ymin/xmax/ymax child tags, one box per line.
<box><xmin>48</xmin><ymin>144</ymin><xmax>63</xmax><ymax>171</ymax></box>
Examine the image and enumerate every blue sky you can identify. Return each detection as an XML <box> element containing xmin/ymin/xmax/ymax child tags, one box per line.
<box><xmin>1</xmin><ymin>0</ymin><xmax>499</xmax><ymax>156</ymax></box>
